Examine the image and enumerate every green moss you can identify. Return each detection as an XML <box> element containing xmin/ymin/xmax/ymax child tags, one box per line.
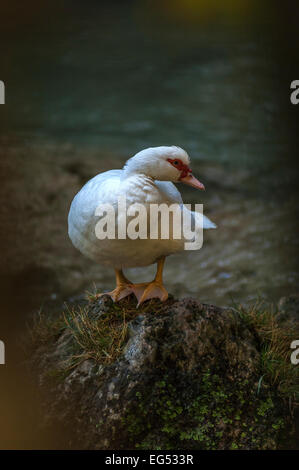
<box><xmin>230</xmin><ymin>442</ymin><xmax>239</xmax><ymax>450</ymax></box>
<box><xmin>123</xmin><ymin>369</ymin><xmax>286</xmax><ymax>450</ymax></box>
<box><xmin>256</xmin><ymin>397</ymin><xmax>274</xmax><ymax>416</ymax></box>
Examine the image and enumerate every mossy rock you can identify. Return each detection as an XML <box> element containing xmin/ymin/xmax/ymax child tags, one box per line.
<box><xmin>29</xmin><ymin>295</ymin><xmax>297</xmax><ymax>449</ymax></box>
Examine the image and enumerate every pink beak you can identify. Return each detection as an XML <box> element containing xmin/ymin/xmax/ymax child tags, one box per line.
<box><xmin>180</xmin><ymin>174</ymin><xmax>205</xmax><ymax>191</ymax></box>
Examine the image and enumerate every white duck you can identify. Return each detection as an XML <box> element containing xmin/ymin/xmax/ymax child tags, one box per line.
<box><xmin>68</xmin><ymin>146</ymin><xmax>216</xmax><ymax>305</ymax></box>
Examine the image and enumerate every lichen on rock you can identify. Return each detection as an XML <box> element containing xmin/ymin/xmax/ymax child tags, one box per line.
<box><xmin>29</xmin><ymin>295</ymin><xmax>298</xmax><ymax>449</ymax></box>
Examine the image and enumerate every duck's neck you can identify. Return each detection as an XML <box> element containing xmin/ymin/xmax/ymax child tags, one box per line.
<box><xmin>122</xmin><ymin>172</ymin><xmax>155</xmax><ymax>187</ymax></box>
<box><xmin>122</xmin><ymin>166</ymin><xmax>153</xmax><ymax>183</ymax></box>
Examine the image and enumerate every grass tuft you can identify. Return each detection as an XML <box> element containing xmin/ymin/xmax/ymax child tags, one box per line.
<box><xmin>61</xmin><ymin>304</ymin><xmax>129</xmax><ymax>369</ymax></box>
<box><xmin>59</xmin><ymin>296</ymin><xmax>169</xmax><ymax>371</ymax></box>
<box><xmin>236</xmin><ymin>301</ymin><xmax>299</xmax><ymax>410</ymax></box>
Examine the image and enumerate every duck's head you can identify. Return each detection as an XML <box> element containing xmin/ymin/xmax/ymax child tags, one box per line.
<box><xmin>123</xmin><ymin>146</ymin><xmax>205</xmax><ymax>190</ymax></box>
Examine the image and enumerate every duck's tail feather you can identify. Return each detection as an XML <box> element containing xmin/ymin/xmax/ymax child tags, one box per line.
<box><xmin>181</xmin><ymin>204</ymin><xmax>217</xmax><ymax>230</ymax></box>
<box><xmin>203</xmin><ymin>214</ymin><xmax>217</xmax><ymax>229</ymax></box>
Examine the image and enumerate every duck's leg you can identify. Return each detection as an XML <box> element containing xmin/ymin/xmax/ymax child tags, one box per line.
<box><xmin>99</xmin><ymin>269</ymin><xmax>135</xmax><ymax>302</ymax></box>
<box><xmin>132</xmin><ymin>256</ymin><xmax>168</xmax><ymax>307</ymax></box>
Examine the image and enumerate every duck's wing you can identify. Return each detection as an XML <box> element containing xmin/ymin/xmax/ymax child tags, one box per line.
<box><xmin>155</xmin><ymin>181</ymin><xmax>216</xmax><ymax>229</ymax></box>
<box><xmin>72</xmin><ymin>170</ymin><xmax>122</xmax><ymax>210</ymax></box>
<box><xmin>154</xmin><ymin>180</ymin><xmax>183</xmax><ymax>204</ymax></box>
<box><xmin>68</xmin><ymin>170</ymin><xmax>122</xmax><ymax>237</ymax></box>
<box><xmin>79</xmin><ymin>169</ymin><xmax>122</xmax><ymax>204</ymax></box>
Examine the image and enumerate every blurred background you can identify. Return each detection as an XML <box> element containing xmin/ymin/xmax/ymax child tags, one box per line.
<box><xmin>0</xmin><ymin>0</ymin><xmax>298</xmax><ymax>449</ymax></box>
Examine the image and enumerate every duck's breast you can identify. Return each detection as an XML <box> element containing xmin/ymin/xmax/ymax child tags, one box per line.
<box><xmin>68</xmin><ymin>170</ymin><xmax>121</xmax><ymax>253</ymax></box>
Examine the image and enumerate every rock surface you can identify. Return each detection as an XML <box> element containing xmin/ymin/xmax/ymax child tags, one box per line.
<box><xmin>277</xmin><ymin>294</ymin><xmax>299</xmax><ymax>326</ymax></box>
<box><xmin>31</xmin><ymin>295</ymin><xmax>290</xmax><ymax>450</ymax></box>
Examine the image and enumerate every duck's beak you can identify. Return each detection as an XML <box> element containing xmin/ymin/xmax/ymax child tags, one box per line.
<box><xmin>180</xmin><ymin>174</ymin><xmax>205</xmax><ymax>190</ymax></box>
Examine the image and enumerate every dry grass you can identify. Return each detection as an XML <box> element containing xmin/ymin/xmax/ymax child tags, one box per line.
<box><xmin>62</xmin><ymin>305</ymin><xmax>129</xmax><ymax>369</ymax></box>
<box><xmin>28</xmin><ymin>294</ymin><xmax>171</xmax><ymax>375</ymax></box>
<box><xmin>60</xmin><ymin>296</ymin><xmax>169</xmax><ymax>371</ymax></box>
<box><xmin>237</xmin><ymin>301</ymin><xmax>299</xmax><ymax>410</ymax></box>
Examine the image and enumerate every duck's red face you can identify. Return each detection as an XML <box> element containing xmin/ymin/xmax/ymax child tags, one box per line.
<box><xmin>167</xmin><ymin>158</ymin><xmax>205</xmax><ymax>190</ymax></box>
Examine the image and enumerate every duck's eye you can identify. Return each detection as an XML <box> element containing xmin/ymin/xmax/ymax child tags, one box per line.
<box><xmin>174</xmin><ymin>160</ymin><xmax>179</xmax><ymax>165</ymax></box>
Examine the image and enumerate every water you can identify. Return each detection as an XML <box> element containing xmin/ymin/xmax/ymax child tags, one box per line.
<box><xmin>0</xmin><ymin>2</ymin><xmax>290</xmax><ymax>169</ymax></box>
<box><xmin>0</xmin><ymin>1</ymin><xmax>298</xmax><ymax>448</ymax></box>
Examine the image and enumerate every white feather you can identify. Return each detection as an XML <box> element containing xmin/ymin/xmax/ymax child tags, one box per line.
<box><xmin>68</xmin><ymin>146</ymin><xmax>216</xmax><ymax>269</ymax></box>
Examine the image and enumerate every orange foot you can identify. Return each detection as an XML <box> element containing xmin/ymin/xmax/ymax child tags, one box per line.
<box><xmin>96</xmin><ymin>283</ymin><xmax>135</xmax><ymax>302</ymax></box>
<box><xmin>132</xmin><ymin>281</ymin><xmax>168</xmax><ymax>307</ymax></box>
